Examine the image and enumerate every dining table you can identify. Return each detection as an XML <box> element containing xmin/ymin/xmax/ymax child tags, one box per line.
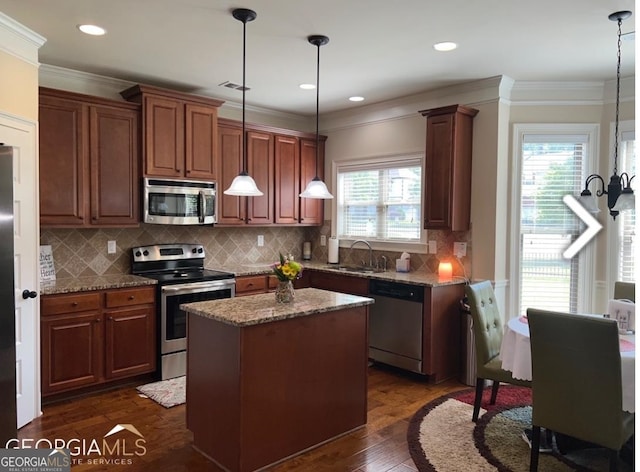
<box><xmin>500</xmin><ymin>314</ymin><xmax>635</xmax><ymax>413</ymax></box>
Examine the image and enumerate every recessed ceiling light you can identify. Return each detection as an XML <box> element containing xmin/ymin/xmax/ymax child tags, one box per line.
<box><xmin>299</xmin><ymin>83</ymin><xmax>316</xmax><ymax>90</ymax></box>
<box><xmin>349</xmin><ymin>96</ymin><xmax>364</xmax><ymax>102</ymax></box>
<box><xmin>77</xmin><ymin>24</ymin><xmax>106</xmax><ymax>36</ymax></box>
<box><xmin>433</xmin><ymin>41</ymin><xmax>457</xmax><ymax>52</ymax></box>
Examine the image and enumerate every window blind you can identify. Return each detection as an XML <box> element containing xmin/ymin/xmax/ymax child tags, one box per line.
<box><xmin>617</xmin><ymin>137</ymin><xmax>636</xmax><ymax>282</ymax></box>
<box><xmin>519</xmin><ymin>138</ymin><xmax>587</xmax><ymax>314</ymax></box>
<box><xmin>336</xmin><ymin>158</ymin><xmax>422</xmax><ymax>242</ymax></box>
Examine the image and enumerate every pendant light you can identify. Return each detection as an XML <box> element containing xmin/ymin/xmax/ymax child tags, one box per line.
<box><xmin>300</xmin><ymin>35</ymin><xmax>334</xmax><ymax>199</ymax></box>
<box><xmin>577</xmin><ymin>11</ymin><xmax>634</xmax><ymax>219</ymax></box>
<box><xmin>224</xmin><ymin>8</ymin><xmax>263</xmax><ymax>197</ymax></box>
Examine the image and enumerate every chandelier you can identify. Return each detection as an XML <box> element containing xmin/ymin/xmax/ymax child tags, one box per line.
<box><xmin>578</xmin><ymin>10</ymin><xmax>634</xmax><ymax>219</ymax></box>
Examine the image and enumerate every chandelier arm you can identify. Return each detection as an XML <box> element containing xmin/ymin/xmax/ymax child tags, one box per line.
<box><xmin>619</xmin><ymin>172</ymin><xmax>635</xmax><ymax>188</ymax></box>
<box><xmin>584</xmin><ymin>174</ymin><xmax>607</xmax><ymax>197</ymax></box>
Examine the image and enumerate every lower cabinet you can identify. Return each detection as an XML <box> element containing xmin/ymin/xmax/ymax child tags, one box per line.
<box><xmin>308</xmin><ymin>270</ymin><xmax>369</xmax><ymax>296</ymax></box>
<box><xmin>41</xmin><ymin>286</ymin><xmax>156</xmax><ymax>396</ymax></box>
<box><xmin>235</xmin><ymin>274</ymin><xmax>281</xmax><ymax>296</ymax></box>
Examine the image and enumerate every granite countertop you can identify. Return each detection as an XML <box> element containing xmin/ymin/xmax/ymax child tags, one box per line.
<box><xmin>181</xmin><ymin>287</ymin><xmax>374</xmax><ymax>327</ymax></box>
<box><xmin>215</xmin><ymin>261</ymin><xmax>466</xmax><ymax>288</ymax></box>
<box><xmin>40</xmin><ymin>274</ymin><xmax>157</xmax><ymax>295</ymax></box>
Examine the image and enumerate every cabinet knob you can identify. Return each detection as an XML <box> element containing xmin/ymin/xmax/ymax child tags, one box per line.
<box><xmin>128</xmin><ymin>295</ymin><xmax>135</xmax><ymax>300</ymax></box>
<box><xmin>94</xmin><ymin>318</ymin><xmax>101</xmax><ymax>323</ymax></box>
<box><xmin>22</xmin><ymin>289</ymin><xmax>37</xmax><ymax>299</ymax></box>
<box><xmin>71</xmin><ymin>302</ymin><xmax>78</xmax><ymax>307</ymax></box>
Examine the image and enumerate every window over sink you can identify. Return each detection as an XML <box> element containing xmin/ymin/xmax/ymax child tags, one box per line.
<box><xmin>332</xmin><ymin>153</ymin><xmax>425</xmax><ymax>250</ymax></box>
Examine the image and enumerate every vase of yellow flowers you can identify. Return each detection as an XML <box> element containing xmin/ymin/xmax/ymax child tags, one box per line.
<box><xmin>272</xmin><ymin>253</ymin><xmax>302</xmax><ymax>303</ymax></box>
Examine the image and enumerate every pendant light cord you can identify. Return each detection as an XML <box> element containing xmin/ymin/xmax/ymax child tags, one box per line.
<box><xmin>613</xmin><ymin>16</ymin><xmax>622</xmax><ymax>175</ymax></box>
<box><xmin>242</xmin><ymin>17</ymin><xmax>248</xmax><ymax>174</ymax></box>
<box><xmin>315</xmin><ymin>42</ymin><xmax>321</xmax><ymax>177</ymax></box>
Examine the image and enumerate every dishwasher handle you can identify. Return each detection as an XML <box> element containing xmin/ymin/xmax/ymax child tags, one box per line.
<box><xmin>369</xmin><ymin>279</ymin><xmax>423</xmax><ymax>302</ymax></box>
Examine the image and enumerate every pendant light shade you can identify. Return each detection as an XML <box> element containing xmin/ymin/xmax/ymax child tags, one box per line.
<box><xmin>300</xmin><ymin>35</ymin><xmax>333</xmax><ymax>200</ymax></box>
<box><xmin>577</xmin><ymin>11</ymin><xmax>634</xmax><ymax>219</ymax></box>
<box><xmin>223</xmin><ymin>8</ymin><xmax>263</xmax><ymax>197</ymax></box>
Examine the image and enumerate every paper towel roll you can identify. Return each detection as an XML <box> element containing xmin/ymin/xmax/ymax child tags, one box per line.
<box><xmin>328</xmin><ymin>238</ymin><xmax>339</xmax><ymax>264</ymax></box>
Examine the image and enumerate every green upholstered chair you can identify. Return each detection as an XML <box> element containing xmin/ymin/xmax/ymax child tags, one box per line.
<box><xmin>614</xmin><ymin>281</ymin><xmax>635</xmax><ymax>302</ymax></box>
<box><xmin>464</xmin><ymin>281</ymin><xmax>531</xmax><ymax>422</ymax></box>
<box><xmin>527</xmin><ymin>308</ymin><xmax>635</xmax><ymax>472</ymax></box>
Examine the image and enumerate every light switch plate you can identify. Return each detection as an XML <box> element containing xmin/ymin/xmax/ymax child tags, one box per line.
<box><xmin>320</xmin><ymin>235</ymin><xmax>327</xmax><ymax>246</ymax></box>
<box><xmin>107</xmin><ymin>240</ymin><xmax>116</xmax><ymax>254</ymax></box>
<box><xmin>454</xmin><ymin>242</ymin><xmax>467</xmax><ymax>258</ymax></box>
<box><xmin>428</xmin><ymin>240</ymin><xmax>437</xmax><ymax>254</ymax></box>
<box><xmin>257</xmin><ymin>235</ymin><xmax>264</xmax><ymax>247</ymax></box>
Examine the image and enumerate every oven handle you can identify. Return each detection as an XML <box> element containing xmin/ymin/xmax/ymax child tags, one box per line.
<box><xmin>161</xmin><ymin>280</ymin><xmax>235</xmax><ymax>295</ymax></box>
<box><xmin>198</xmin><ymin>190</ymin><xmax>205</xmax><ymax>224</ymax></box>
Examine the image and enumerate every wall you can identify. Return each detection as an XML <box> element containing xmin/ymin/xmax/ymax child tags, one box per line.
<box><xmin>41</xmin><ymin>225</ymin><xmax>308</xmax><ymax>278</ymax></box>
<box><xmin>0</xmin><ymin>51</ymin><xmax>39</xmax><ymax>120</ymax></box>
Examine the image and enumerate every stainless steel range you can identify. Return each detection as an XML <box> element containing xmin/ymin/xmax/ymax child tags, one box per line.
<box><xmin>132</xmin><ymin>244</ymin><xmax>235</xmax><ymax>380</ymax></box>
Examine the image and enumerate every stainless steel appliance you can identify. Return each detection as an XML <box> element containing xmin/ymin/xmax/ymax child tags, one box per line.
<box><xmin>132</xmin><ymin>244</ymin><xmax>235</xmax><ymax>379</ymax></box>
<box><xmin>368</xmin><ymin>279</ymin><xmax>424</xmax><ymax>373</ymax></box>
<box><xmin>0</xmin><ymin>146</ymin><xmax>16</xmax><ymax>444</ymax></box>
<box><xmin>143</xmin><ymin>178</ymin><xmax>216</xmax><ymax>225</ymax></box>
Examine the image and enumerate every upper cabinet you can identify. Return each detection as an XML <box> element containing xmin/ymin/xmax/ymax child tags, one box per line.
<box><xmin>217</xmin><ymin>118</ymin><xmax>326</xmax><ymax>227</ymax></box>
<box><xmin>121</xmin><ymin>84</ymin><xmax>224</xmax><ymax>180</ymax></box>
<box><xmin>419</xmin><ymin>104</ymin><xmax>478</xmax><ymax>232</ymax></box>
<box><xmin>39</xmin><ymin>87</ymin><xmax>140</xmax><ymax>228</ymax></box>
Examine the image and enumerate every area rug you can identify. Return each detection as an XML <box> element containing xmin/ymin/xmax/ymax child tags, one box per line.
<box><xmin>407</xmin><ymin>386</ymin><xmax>632</xmax><ymax>472</ymax></box>
<box><xmin>136</xmin><ymin>376</ymin><xmax>185</xmax><ymax>408</ymax></box>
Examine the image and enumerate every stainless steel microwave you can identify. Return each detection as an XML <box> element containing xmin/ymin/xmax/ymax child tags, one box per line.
<box><xmin>143</xmin><ymin>178</ymin><xmax>216</xmax><ymax>225</ymax></box>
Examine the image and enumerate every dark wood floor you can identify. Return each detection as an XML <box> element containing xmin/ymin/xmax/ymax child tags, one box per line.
<box><xmin>19</xmin><ymin>365</ymin><xmax>468</xmax><ymax>472</ymax></box>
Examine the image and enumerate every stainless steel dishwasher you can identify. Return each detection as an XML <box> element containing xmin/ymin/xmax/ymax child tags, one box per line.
<box><xmin>368</xmin><ymin>279</ymin><xmax>424</xmax><ymax>374</ymax></box>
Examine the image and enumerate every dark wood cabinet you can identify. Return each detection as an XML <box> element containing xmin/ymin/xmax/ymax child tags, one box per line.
<box><xmin>308</xmin><ymin>270</ymin><xmax>370</xmax><ymax>296</ymax></box>
<box><xmin>39</xmin><ymin>87</ymin><xmax>140</xmax><ymax>227</ymax></box>
<box><xmin>420</xmin><ymin>104</ymin><xmax>478</xmax><ymax>231</ymax></box>
<box><xmin>299</xmin><ymin>138</ymin><xmax>325</xmax><ymax>225</ymax></box>
<box><xmin>217</xmin><ymin>118</ymin><xmax>326</xmax><ymax>227</ymax></box>
<box><xmin>121</xmin><ymin>84</ymin><xmax>223</xmax><ymax>180</ymax></box>
<box><xmin>41</xmin><ymin>286</ymin><xmax>156</xmax><ymax>396</ymax></box>
<box><xmin>274</xmin><ymin>134</ymin><xmax>300</xmax><ymax>224</ymax></box>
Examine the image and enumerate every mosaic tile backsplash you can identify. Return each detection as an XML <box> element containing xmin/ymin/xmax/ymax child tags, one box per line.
<box><xmin>40</xmin><ymin>222</ymin><xmax>471</xmax><ymax>278</ymax></box>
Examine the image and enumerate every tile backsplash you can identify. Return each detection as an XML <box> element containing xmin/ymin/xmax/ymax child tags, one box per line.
<box><xmin>40</xmin><ymin>222</ymin><xmax>471</xmax><ymax>278</ymax></box>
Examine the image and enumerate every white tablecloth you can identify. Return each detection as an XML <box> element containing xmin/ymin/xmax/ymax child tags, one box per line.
<box><xmin>499</xmin><ymin>316</ymin><xmax>635</xmax><ymax>413</ymax></box>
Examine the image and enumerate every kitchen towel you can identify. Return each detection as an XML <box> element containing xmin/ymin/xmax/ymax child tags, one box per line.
<box><xmin>328</xmin><ymin>237</ymin><xmax>339</xmax><ymax>264</ymax></box>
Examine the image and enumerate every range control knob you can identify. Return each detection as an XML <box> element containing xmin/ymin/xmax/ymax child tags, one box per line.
<box><xmin>192</xmin><ymin>248</ymin><xmax>197</xmax><ymax>253</ymax></box>
<box><xmin>135</xmin><ymin>251</ymin><xmax>142</xmax><ymax>257</ymax></box>
<box><xmin>143</xmin><ymin>250</ymin><xmax>149</xmax><ymax>256</ymax></box>
<box><xmin>197</xmin><ymin>247</ymin><xmax>204</xmax><ymax>253</ymax></box>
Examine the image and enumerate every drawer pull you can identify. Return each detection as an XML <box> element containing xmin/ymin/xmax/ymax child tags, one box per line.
<box><xmin>128</xmin><ymin>295</ymin><xmax>135</xmax><ymax>300</ymax></box>
<box><xmin>72</xmin><ymin>302</ymin><xmax>78</xmax><ymax>307</ymax></box>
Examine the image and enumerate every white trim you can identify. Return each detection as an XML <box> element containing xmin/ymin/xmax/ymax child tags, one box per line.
<box><xmin>0</xmin><ymin>12</ymin><xmax>46</xmax><ymax>66</ymax></box>
<box><xmin>509</xmin><ymin>123</ymin><xmax>600</xmax><ymax>317</ymax></box>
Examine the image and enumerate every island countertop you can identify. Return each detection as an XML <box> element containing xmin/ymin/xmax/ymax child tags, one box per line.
<box><xmin>181</xmin><ymin>287</ymin><xmax>373</xmax><ymax>327</ymax></box>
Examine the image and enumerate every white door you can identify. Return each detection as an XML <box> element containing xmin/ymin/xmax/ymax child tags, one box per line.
<box><xmin>0</xmin><ymin>114</ymin><xmax>40</xmax><ymax>428</ymax></box>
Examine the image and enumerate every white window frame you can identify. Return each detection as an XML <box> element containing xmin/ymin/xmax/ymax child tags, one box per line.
<box><xmin>607</xmin><ymin>120</ymin><xmax>635</xmax><ymax>291</ymax></box>
<box><xmin>331</xmin><ymin>152</ymin><xmax>427</xmax><ymax>253</ymax></box>
<box><xmin>508</xmin><ymin>123</ymin><xmax>599</xmax><ymax>318</ymax></box>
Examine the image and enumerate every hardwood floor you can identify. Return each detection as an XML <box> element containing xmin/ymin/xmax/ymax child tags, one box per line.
<box><xmin>18</xmin><ymin>365</ymin><xmax>468</xmax><ymax>471</ymax></box>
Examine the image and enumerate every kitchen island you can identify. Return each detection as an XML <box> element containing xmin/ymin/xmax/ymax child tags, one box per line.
<box><xmin>182</xmin><ymin>288</ymin><xmax>374</xmax><ymax>472</ymax></box>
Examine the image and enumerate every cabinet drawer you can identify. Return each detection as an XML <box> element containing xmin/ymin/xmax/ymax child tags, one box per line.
<box><xmin>267</xmin><ymin>275</ymin><xmax>280</xmax><ymax>290</ymax></box>
<box><xmin>42</xmin><ymin>293</ymin><xmax>101</xmax><ymax>316</ymax></box>
<box><xmin>105</xmin><ymin>287</ymin><xmax>156</xmax><ymax>308</ymax></box>
<box><xmin>236</xmin><ymin>275</ymin><xmax>268</xmax><ymax>294</ymax></box>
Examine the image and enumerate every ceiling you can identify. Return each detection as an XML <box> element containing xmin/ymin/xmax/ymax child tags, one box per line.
<box><xmin>0</xmin><ymin>0</ymin><xmax>636</xmax><ymax>116</ymax></box>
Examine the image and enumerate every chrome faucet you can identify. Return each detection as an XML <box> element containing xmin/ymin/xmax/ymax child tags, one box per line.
<box><xmin>349</xmin><ymin>239</ymin><xmax>373</xmax><ymax>267</ymax></box>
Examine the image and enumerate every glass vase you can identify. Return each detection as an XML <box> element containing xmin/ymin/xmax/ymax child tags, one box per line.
<box><xmin>275</xmin><ymin>280</ymin><xmax>295</xmax><ymax>304</ymax></box>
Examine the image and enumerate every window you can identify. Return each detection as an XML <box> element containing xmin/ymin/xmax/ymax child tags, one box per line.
<box><xmin>334</xmin><ymin>155</ymin><xmax>423</xmax><ymax>245</ymax></box>
<box><xmin>512</xmin><ymin>125</ymin><xmax>598</xmax><ymax>316</ymax></box>
<box><xmin>611</xmin><ymin>124</ymin><xmax>636</xmax><ymax>283</ymax></box>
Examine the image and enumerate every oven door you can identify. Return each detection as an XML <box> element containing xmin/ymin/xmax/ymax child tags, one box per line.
<box><xmin>160</xmin><ymin>280</ymin><xmax>235</xmax><ymax>355</ymax></box>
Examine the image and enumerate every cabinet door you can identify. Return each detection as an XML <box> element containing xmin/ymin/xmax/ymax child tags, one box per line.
<box><xmin>89</xmin><ymin>105</ymin><xmax>140</xmax><ymax>226</ymax></box>
<box><xmin>41</xmin><ymin>312</ymin><xmax>103</xmax><ymax>395</ymax></box>
<box><xmin>246</xmin><ymin>130</ymin><xmax>274</xmax><ymax>225</ymax></box>
<box><xmin>299</xmin><ymin>138</ymin><xmax>324</xmax><ymax>225</ymax></box>
<box><xmin>143</xmin><ymin>95</ymin><xmax>184</xmax><ymax>177</ymax></box>
<box><xmin>217</xmin><ymin>124</ymin><xmax>245</xmax><ymax>224</ymax></box>
<box><xmin>424</xmin><ymin>113</ymin><xmax>454</xmax><ymax>229</ymax></box>
<box><xmin>39</xmin><ymin>95</ymin><xmax>88</xmax><ymax>226</ymax></box>
<box><xmin>185</xmin><ymin>103</ymin><xmax>217</xmax><ymax>180</ymax></box>
<box><xmin>274</xmin><ymin>135</ymin><xmax>300</xmax><ymax>224</ymax></box>
<box><xmin>104</xmin><ymin>306</ymin><xmax>156</xmax><ymax>379</ymax></box>
<box><xmin>309</xmin><ymin>270</ymin><xmax>369</xmax><ymax>296</ymax></box>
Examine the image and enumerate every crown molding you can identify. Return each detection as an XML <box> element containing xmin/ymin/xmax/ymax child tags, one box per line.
<box><xmin>39</xmin><ymin>64</ymin><xmax>135</xmax><ymax>100</ymax></box>
<box><xmin>0</xmin><ymin>11</ymin><xmax>46</xmax><ymax>66</ymax></box>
